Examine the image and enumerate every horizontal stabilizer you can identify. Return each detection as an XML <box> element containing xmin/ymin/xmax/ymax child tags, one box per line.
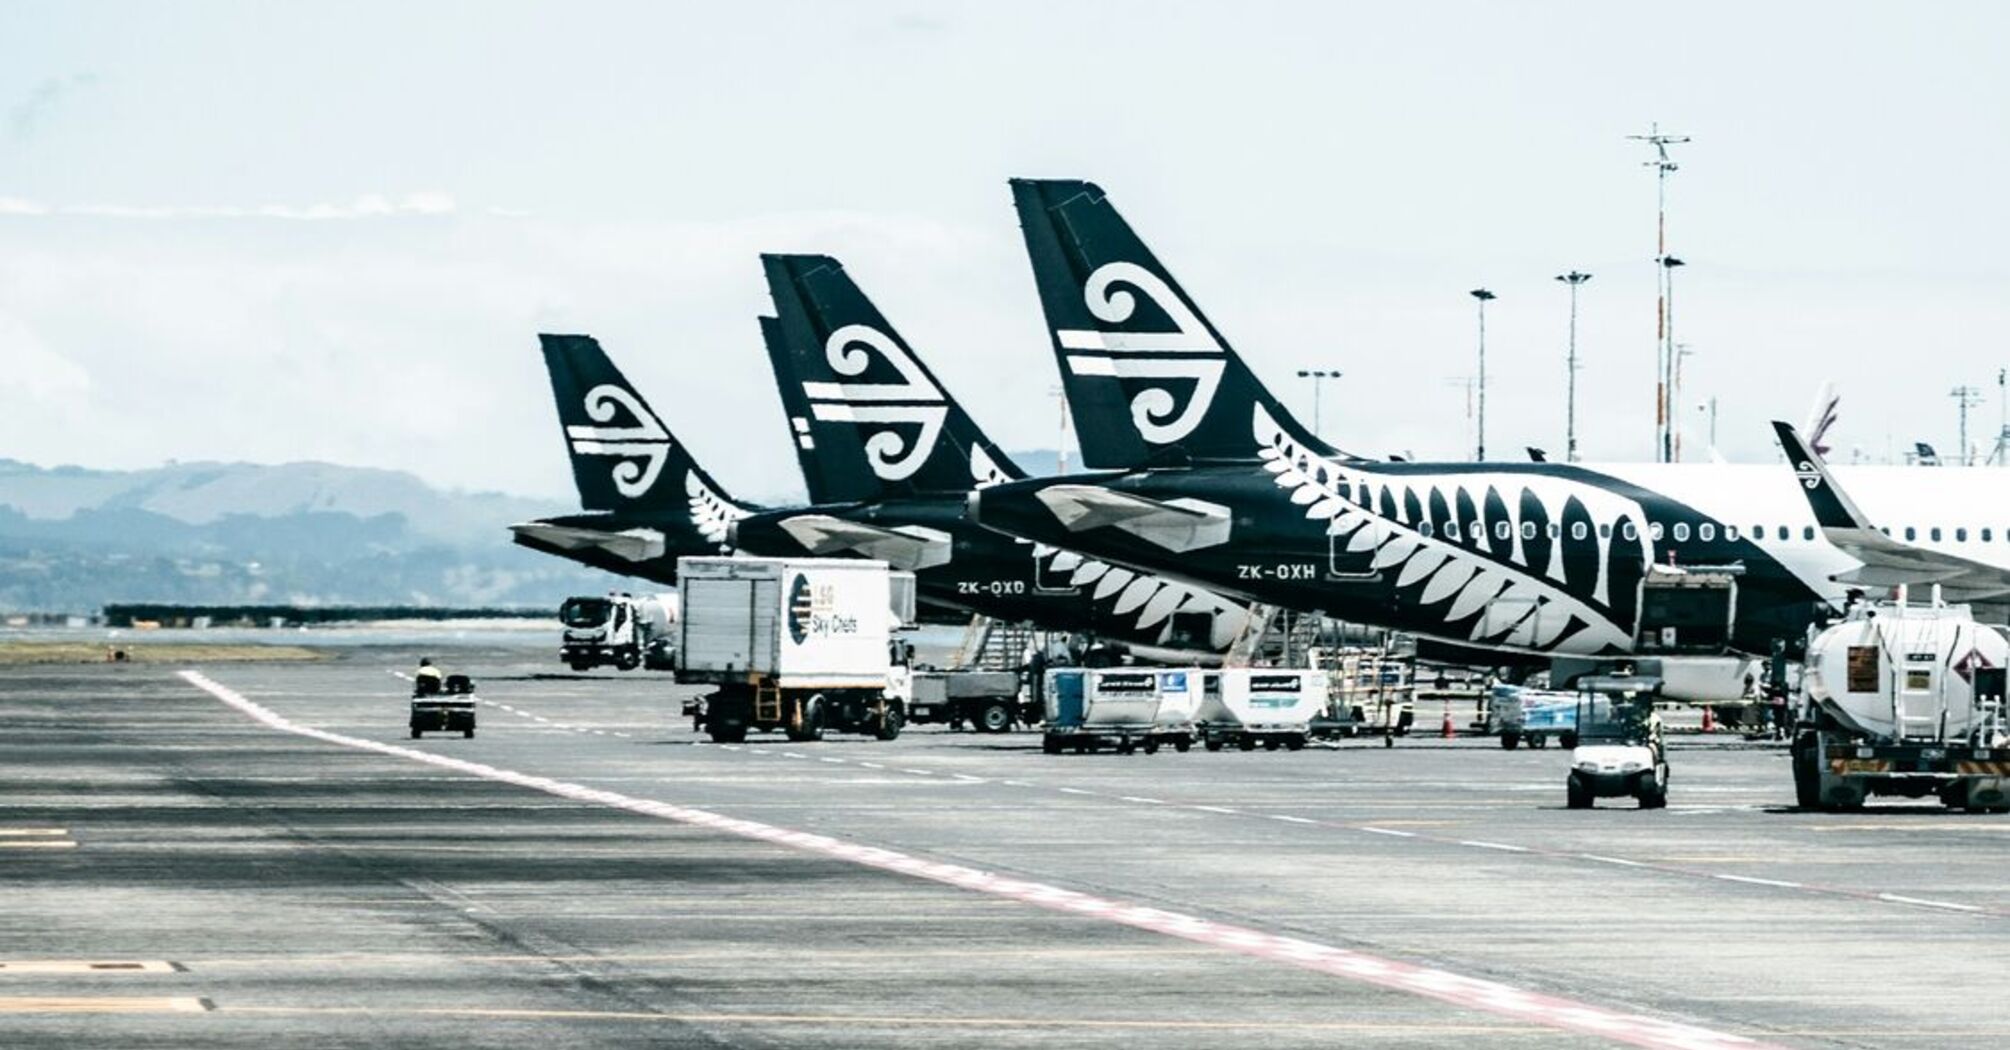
<box><xmin>773</xmin><ymin>514</ymin><xmax>953</xmax><ymax>571</ymax></box>
<box><xmin>1032</xmin><ymin>484</ymin><xmax>1231</xmax><ymax>552</ymax></box>
<box><xmin>508</xmin><ymin>521</ymin><xmax>667</xmax><ymax>563</ymax></box>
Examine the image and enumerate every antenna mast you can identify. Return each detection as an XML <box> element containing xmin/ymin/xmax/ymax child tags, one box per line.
<box><xmin>1952</xmin><ymin>385</ymin><xmax>1983</xmax><ymax>466</ymax></box>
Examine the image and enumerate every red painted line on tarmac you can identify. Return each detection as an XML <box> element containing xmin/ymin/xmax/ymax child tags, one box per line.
<box><xmin>182</xmin><ymin>670</ymin><xmax>1781</xmax><ymax>1050</ymax></box>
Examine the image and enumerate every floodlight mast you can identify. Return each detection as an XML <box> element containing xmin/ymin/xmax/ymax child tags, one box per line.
<box><xmin>1630</xmin><ymin>123</ymin><xmax>1689</xmax><ymax>463</ymax></box>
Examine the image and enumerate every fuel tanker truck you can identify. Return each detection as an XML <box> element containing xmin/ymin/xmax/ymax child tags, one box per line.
<box><xmin>1793</xmin><ymin>593</ymin><xmax>2010</xmax><ymax>813</ymax></box>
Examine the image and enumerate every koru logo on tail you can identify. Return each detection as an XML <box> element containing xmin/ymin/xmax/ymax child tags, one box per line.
<box><xmin>1054</xmin><ymin>262</ymin><xmax>1226</xmax><ymax>444</ymax></box>
<box><xmin>800</xmin><ymin>324</ymin><xmax>948</xmax><ymax>481</ymax></box>
<box><xmin>566</xmin><ymin>384</ymin><xmax>671</xmax><ymax>497</ymax></box>
<box><xmin>1793</xmin><ymin>460</ymin><xmax>1822</xmax><ymax>491</ymax></box>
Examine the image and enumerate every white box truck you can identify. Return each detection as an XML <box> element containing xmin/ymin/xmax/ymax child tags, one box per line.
<box><xmin>676</xmin><ymin>557</ymin><xmax>910</xmax><ymax>743</ymax></box>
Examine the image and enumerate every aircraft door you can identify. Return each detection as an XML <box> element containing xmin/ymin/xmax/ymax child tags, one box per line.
<box><xmin>1327</xmin><ymin>518</ymin><xmax>1386</xmax><ymax>579</ymax></box>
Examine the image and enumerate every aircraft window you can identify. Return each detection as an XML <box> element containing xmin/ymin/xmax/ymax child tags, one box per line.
<box><xmin>1930</xmin><ymin>527</ymin><xmax>1942</xmax><ymax>542</ymax></box>
<box><xmin>1777</xmin><ymin>526</ymin><xmax>1790</xmax><ymax>541</ymax></box>
<box><xmin>1725</xmin><ymin>524</ymin><xmax>1740</xmax><ymax>541</ymax></box>
<box><xmin>1700</xmin><ymin>523</ymin><xmax>1716</xmax><ymax>542</ymax></box>
<box><xmin>1495</xmin><ymin>522</ymin><xmax>1511</xmax><ymax>540</ymax></box>
<box><xmin>1672</xmin><ymin>523</ymin><xmax>1690</xmax><ymax>542</ymax></box>
<box><xmin>1547</xmin><ymin>523</ymin><xmax>1560</xmax><ymax>539</ymax></box>
<box><xmin>1649</xmin><ymin>522</ymin><xmax>1665</xmax><ymax>541</ymax></box>
<box><xmin>1985</xmin><ymin>528</ymin><xmax>1994</xmax><ymax>542</ymax></box>
<box><xmin>1620</xmin><ymin>521</ymin><xmax>1636</xmax><ymax>541</ymax></box>
<box><xmin>1599</xmin><ymin>523</ymin><xmax>1612</xmax><ymax>539</ymax></box>
<box><xmin>1752</xmin><ymin>524</ymin><xmax>1764</xmax><ymax>539</ymax></box>
<box><xmin>1471</xmin><ymin>521</ymin><xmax>1485</xmax><ymax>541</ymax></box>
<box><xmin>1957</xmin><ymin>527</ymin><xmax>1968</xmax><ymax>542</ymax></box>
<box><xmin>1904</xmin><ymin>526</ymin><xmax>1916</xmax><ymax>541</ymax></box>
<box><xmin>1803</xmin><ymin>526</ymin><xmax>1815</xmax><ymax>541</ymax></box>
<box><xmin>1521</xmin><ymin>522</ymin><xmax>1536</xmax><ymax>540</ymax></box>
<box><xmin>1419</xmin><ymin>522</ymin><xmax>1434</xmax><ymax>538</ymax></box>
<box><xmin>1880</xmin><ymin>526</ymin><xmax>1890</xmax><ymax>536</ymax></box>
<box><xmin>1571</xmin><ymin>522</ymin><xmax>1588</xmax><ymax>541</ymax></box>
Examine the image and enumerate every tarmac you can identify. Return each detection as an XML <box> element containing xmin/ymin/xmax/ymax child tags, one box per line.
<box><xmin>3</xmin><ymin>640</ymin><xmax>2007</xmax><ymax>1049</ymax></box>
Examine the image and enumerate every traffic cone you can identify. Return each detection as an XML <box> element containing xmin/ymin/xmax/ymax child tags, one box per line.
<box><xmin>1440</xmin><ymin>704</ymin><xmax>1455</xmax><ymax>739</ymax></box>
<box><xmin>1701</xmin><ymin>706</ymin><xmax>1716</xmax><ymax>733</ymax></box>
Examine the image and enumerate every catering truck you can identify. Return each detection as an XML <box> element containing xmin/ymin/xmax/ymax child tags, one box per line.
<box><xmin>676</xmin><ymin>557</ymin><xmax>912</xmax><ymax>743</ymax></box>
<box><xmin>558</xmin><ymin>593</ymin><xmax>675</xmax><ymax>672</ymax></box>
<box><xmin>1793</xmin><ymin>594</ymin><xmax>2010</xmax><ymax>813</ymax></box>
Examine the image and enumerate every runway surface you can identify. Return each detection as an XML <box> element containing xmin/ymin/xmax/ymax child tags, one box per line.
<box><xmin>3</xmin><ymin>644</ymin><xmax>2006</xmax><ymax>1048</ymax></box>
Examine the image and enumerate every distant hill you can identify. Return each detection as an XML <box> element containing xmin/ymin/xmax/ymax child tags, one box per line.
<box><xmin>0</xmin><ymin>458</ymin><xmax>612</xmax><ymax>614</ymax></box>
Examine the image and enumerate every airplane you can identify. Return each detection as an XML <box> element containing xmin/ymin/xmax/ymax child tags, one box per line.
<box><xmin>733</xmin><ymin>253</ymin><xmax>1249</xmax><ymax>653</ymax></box>
<box><xmin>1774</xmin><ymin>420</ymin><xmax>2010</xmax><ymax>619</ymax></box>
<box><xmin>508</xmin><ymin>334</ymin><xmax>758</xmax><ymax>584</ymax></box>
<box><xmin>510</xmin><ymin>307</ymin><xmax>1246</xmax><ymax>654</ymax></box>
<box><xmin>964</xmin><ymin>178</ymin><xmax>1986</xmax><ymax>698</ymax></box>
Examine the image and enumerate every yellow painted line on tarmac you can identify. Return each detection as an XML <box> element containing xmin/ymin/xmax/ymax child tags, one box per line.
<box><xmin>223</xmin><ymin>1004</ymin><xmax>1544</xmax><ymax>1033</ymax></box>
<box><xmin>0</xmin><ymin>997</ymin><xmax>209</xmax><ymax>1014</ymax></box>
<box><xmin>1801</xmin><ymin>823</ymin><xmax>2010</xmax><ymax>832</ymax></box>
<box><xmin>191</xmin><ymin>946</ymin><xmax>1228</xmax><ymax>968</ymax></box>
<box><xmin>0</xmin><ymin>961</ymin><xmax>177</xmax><ymax>974</ymax></box>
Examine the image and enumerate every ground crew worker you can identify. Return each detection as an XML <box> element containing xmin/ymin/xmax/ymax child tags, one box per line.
<box><xmin>414</xmin><ymin>657</ymin><xmax>444</xmax><ymax>695</ymax></box>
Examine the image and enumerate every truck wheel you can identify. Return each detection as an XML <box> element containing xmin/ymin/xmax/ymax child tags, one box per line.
<box><xmin>1500</xmin><ymin>731</ymin><xmax>1520</xmax><ymax>750</ymax></box>
<box><xmin>1204</xmin><ymin>737</ymin><xmax>1224</xmax><ymax>752</ymax></box>
<box><xmin>1237</xmin><ymin>736</ymin><xmax>1256</xmax><ymax>752</ymax></box>
<box><xmin>1117</xmin><ymin>739</ymin><xmax>1136</xmax><ymax>755</ymax></box>
<box><xmin>1262</xmin><ymin>738</ymin><xmax>1280</xmax><ymax>751</ymax></box>
<box><xmin>709</xmin><ymin>723</ymin><xmax>747</xmax><ymax>744</ymax></box>
<box><xmin>463</xmin><ymin>728</ymin><xmax>474</xmax><ymax>739</ymax></box>
<box><xmin>787</xmin><ymin>696</ymin><xmax>826</xmax><ymax>743</ymax></box>
<box><xmin>1174</xmin><ymin>737</ymin><xmax>1192</xmax><ymax>753</ymax></box>
<box><xmin>1042</xmin><ymin>735</ymin><xmax>1063</xmax><ymax>755</ymax></box>
<box><xmin>873</xmin><ymin>704</ymin><xmax>904</xmax><ymax>741</ymax></box>
<box><xmin>976</xmin><ymin>701</ymin><xmax>1013</xmax><ymax>734</ymax></box>
<box><xmin>410</xmin><ymin>728</ymin><xmax>422</xmax><ymax>739</ymax></box>
<box><xmin>1566</xmin><ymin>775</ymin><xmax>1592</xmax><ymax>809</ymax></box>
<box><xmin>1284</xmin><ymin>736</ymin><xmax>1305</xmax><ymax>751</ymax></box>
<box><xmin>1142</xmin><ymin>738</ymin><xmax>1159</xmax><ymax>755</ymax></box>
<box><xmin>1792</xmin><ymin>745</ymin><xmax>1821</xmax><ymax>810</ymax></box>
<box><xmin>1559</xmin><ymin>730</ymin><xmax>1579</xmax><ymax>750</ymax></box>
<box><xmin>617</xmin><ymin>652</ymin><xmax>640</xmax><ymax>671</ymax></box>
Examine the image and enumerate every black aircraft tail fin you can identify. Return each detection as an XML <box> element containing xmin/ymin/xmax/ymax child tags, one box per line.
<box><xmin>1772</xmin><ymin>420</ymin><xmax>1872</xmax><ymax>531</ymax></box>
<box><xmin>539</xmin><ymin>333</ymin><xmax>744</xmax><ymax>518</ymax></box>
<box><xmin>1009</xmin><ymin>178</ymin><xmax>1336</xmax><ymax>469</ymax></box>
<box><xmin>760</xmin><ymin>253</ymin><xmax>1026</xmax><ymax>502</ymax></box>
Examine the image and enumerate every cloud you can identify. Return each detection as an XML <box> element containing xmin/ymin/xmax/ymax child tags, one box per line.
<box><xmin>9</xmin><ymin>73</ymin><xmax>99</xmax><ymax>141</ymax></box>
<box><xmin>0</xmin><ymin>192</ymin><xmax>458</xmax><ymax>221</ymax></box>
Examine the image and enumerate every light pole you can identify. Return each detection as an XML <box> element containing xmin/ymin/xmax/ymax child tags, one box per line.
<box><xmin>1658</xmin><ymin>255</ymin><xmax>1685</xmax><ymax>462</ymax></box>
<box><xmin>1554</xmin><ymin>271</ymin><xmax>1591</xmax><ymax>462</ymax></box>
<box><xmin>1469</xmin><ymin>288</ymin><xmax>1496</xmax><ymax>461</ymax></box>
<box><xmin>1294</xmin><ymin>369</ymin><xmax>1342</xmax><ymax>439</ymax></box>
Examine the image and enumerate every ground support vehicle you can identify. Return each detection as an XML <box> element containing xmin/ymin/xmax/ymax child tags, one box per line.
<box><xmin>1792</xmin><ymin>596</ymin><xmax>2010</xmax><ymax>813</ymax></box>
<box><xmin>559</xmin><ymin>592</ymin><xmax>675</xmax><ymax>672</ymax></box>
<box><xmin>1196</xmin><ymin>669</ymin><xmax>1326</xmax><ymax>751</ymax></box>
<box><xmin>908</xmin><ymin>670</ymin><xmax>1028</xmax><ymax>732</ymax></box>
<box><xmin>677</xmin><ymin>557</ymin><xmax>911</xmax><ymax>743</ymax></box>
<box><xmin>1042</xmin><ymin>668</ymin><xmax>1196</xmax><ymax>755</ymax></box>
<box><xmin>409</xmin><ymin>673</ymin><xmax>477</xmax><ymax>739</ymax></box>
<box><xmin>1490</xmin><ymin>684</ymin><xmax>1578</xmax><ymax>749</ymax></box>
<box><xmin>1565</xmin><ymin>677</ymin><xmax>1668</xmax><ymax>809</ymax></box>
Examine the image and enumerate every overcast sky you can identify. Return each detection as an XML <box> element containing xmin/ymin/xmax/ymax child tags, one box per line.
<box><xmin>5</xmin><ymin>1</ymin><xmax>2009</xmax><ymax>501</ymax></box>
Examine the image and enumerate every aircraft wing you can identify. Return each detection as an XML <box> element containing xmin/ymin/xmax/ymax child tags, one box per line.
<box><xmin>1773</xmin><ymin>421</ymin><xmax>2010</xmax><ymax>606</ymax></box>
<box><xmin>1032</xmin><ymin>484</ymin><xmax>1231</xmax><ymax>552</ymax></box>
<box><xmin>773</xmin><ymin>514</ymin><xmax>952</xmax><ymax>571</ymax></box>
<box><xmin>508</xmin><ymin>521</ymin><xmax>668</xmax><ymax>563</ymax></box>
